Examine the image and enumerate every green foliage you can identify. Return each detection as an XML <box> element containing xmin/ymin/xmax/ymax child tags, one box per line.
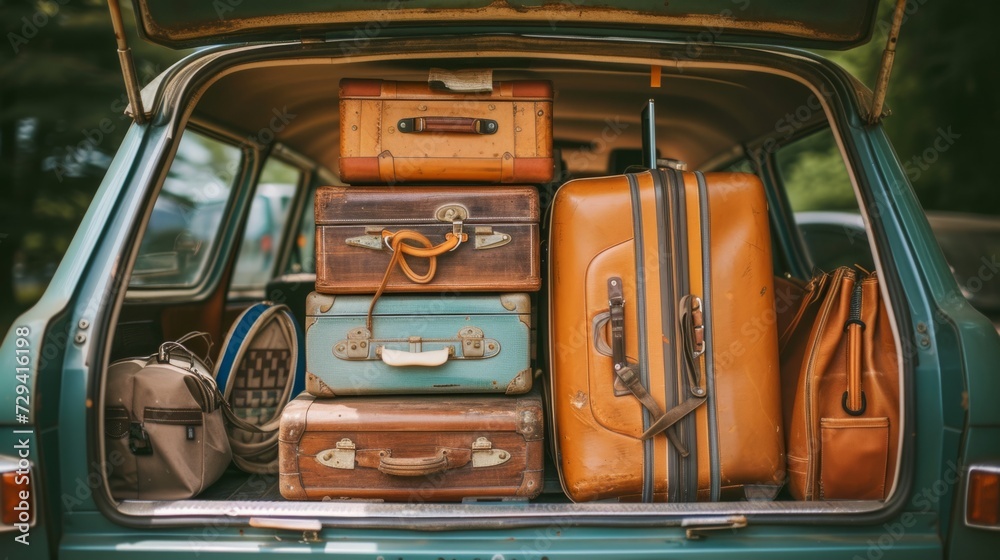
<box><xmin>829</xmin><ymin>0</ymin><xmax>998</xmax><ymax>213</ymax></box>
<box><xmin>779</xmin><ymin>128</ymin><xmax>858</xmax><ymax>212</ymax></box>
<box><xmin>0</xmin><ymin>0</ymin><xmax>183</xmax><ymax>330</ymax></box>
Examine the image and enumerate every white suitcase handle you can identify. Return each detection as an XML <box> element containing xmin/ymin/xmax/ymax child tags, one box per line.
<box><xmin>379</xmin><ymin>347</ymin><xmax>450</xmax><ymax>367</ymax></box>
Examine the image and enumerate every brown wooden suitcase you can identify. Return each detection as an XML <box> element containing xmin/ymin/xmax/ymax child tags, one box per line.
<box><xmin>548</xmin><ymin>169</ymin><xmax>785</xmax><ymax>502</ymax></box>
<box><xmin>314</xmin><ymin>186</ymin><xmax>540</xmax><ymax>294</ymax></box>
<box><xmin>339</xmin><ymin>79</ymin><xmax>553</xmax><ymax>184</ymax></box>
<box><xmin>278</xmin><ymin>392</ymin><xmax>544</xmax><ymax>501</ymax></box>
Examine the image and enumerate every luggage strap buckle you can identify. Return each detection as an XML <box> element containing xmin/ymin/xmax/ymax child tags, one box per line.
<box><xmin>128</xmin><ymin>422</ymin><xmax>152</xmax><ymax>456</ymax></box>
<box><xmin>605</xmin><ymin>277</ymin><xmax>706</xmax><ymax>454</ymax></box>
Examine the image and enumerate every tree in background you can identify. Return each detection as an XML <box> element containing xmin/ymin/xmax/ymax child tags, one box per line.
<box><xmin>0</xmin><ymin>0</ymin><xmax>179</xmax><ymax>331</ymax></box>
<box><xmin>794</xmin><ymin>0</ymin><xmax>999</xmax><ymax>212</ymax></box>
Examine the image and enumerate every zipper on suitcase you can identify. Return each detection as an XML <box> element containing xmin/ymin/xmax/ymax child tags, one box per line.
<box><xmin>626</xmin><ymin>173</ymin><xmax>656</xmax><ymax>503</ymax></box>
<box><xmin>695</xmin><ymin>171</ymin><xmax>721</xmax><ymax>502</ymax></box>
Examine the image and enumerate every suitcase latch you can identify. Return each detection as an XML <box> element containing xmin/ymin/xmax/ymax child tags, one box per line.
<box><xmin>474</xmin><ymin>227</ymin><xmax>511</xmax><ymax>250</ymax></box>
<box><xmin>435</xmin><ymin>204</ymin><xmax>468</xmax><ymax>223</ymax></box>
<box><xmin>458</xmin><ymin>326</ymin><xmax>487</xmax><ymax>358</ymax></box>
<box><xmin>316</xmin><ymin>438</ymin><xmax>357</xmax><ymax>470</ymax></box>
<box><xmin>471</xmin><ymin>437</ymin><xmax>511</xmax><ymax>468</ymax></box>
<box><xmin>334</xmin><ymin>328</ymin><xmax>372</xmax><ymax>360</ymax></box>
<box><xmin>345</xmin><ymin>230</ymin><xmax>385</xmax><ymax>251</ymax></box>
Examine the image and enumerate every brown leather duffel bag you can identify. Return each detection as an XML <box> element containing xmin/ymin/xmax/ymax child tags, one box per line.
<box><xmin>779</xmin><ymin>266</ymin><xmax>900</xmax><ymax>500</ymax></box>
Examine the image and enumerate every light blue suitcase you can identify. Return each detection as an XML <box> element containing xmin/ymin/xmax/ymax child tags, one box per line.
<box><xmin>304</xmin><ymin>292</ymin><xmax>532</xmax><ymax>396</ymax></box>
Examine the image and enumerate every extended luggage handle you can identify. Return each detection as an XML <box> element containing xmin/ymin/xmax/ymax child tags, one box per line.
<box><xmin>315</xmin><ymin>437</ymin><xmax>511</xmax><ymax>476</ymax></box>
<box><xmin>397</xmin><ymin>116</ymin><xmax>498</xmax><ymax>135</ymax></box>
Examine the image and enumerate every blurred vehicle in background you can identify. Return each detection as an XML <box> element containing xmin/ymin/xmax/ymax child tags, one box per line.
<box><xmin>797</xmin><ymin>211</ymin><xmax>1000</xmax><ymax>329</ymax></box>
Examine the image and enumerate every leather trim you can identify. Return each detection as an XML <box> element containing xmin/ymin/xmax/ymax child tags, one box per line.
<box><xmin>338</xmin><ymin>78</ymin><xmax>384</xmax><ymax>97</ymax></box>
<box><xmin>626</xmin><ymin>173</ymin><xmax>654</xmax><ymax>503</ymax></box>
<box><xmin>512</xmin><ymin>158</ymin><xmax>555</xmax><ymax>183</ymax></box>
<box><xmin>338</xmin><ymin>157</ymin><xmax>381</xmax><ymax>183</ymax></box>
<box><xmin>510</xmin><ymin>81</ymin><xmax>554</xmax><ymax>98</ymax></box>
<box><xmin>696</xmin><ymin>171</ymin><xmax>721</xmax><ymax>502</ymax></box>
<box><xmin>143</xmin><ymin>407</ymin><xmax>203</xmax><ymax>425</ymax></box>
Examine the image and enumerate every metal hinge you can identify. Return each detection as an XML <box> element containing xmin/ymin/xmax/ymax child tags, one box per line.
<box><xmin>681</xmin><ymin>515</ymin><xmax>748</xmax><ymax>539</ymax></box>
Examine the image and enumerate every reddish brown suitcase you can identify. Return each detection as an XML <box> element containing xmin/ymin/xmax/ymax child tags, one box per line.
<box><xmin>548</xmin><ymin>169</ymin><xmax>785</xmax><ymax>503</ymax></box>
<box><xmin>339</xmin><ymin>79</ymin><xmax>553</xmax><ymax>184</ymax></box>
<box><xmin>278</xmin><ymin>392</ymin><xmax>544</xmax><ymax>501</ymax></box>
<box><xmin>314</xmin><ymin>186</ymin><xmax>540</xmax><ymax>294</ymax></box>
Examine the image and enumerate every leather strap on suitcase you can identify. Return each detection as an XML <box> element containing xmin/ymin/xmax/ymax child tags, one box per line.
<box><xmin>606</xmin><ymin>277</ymin><xmax>704</xmax><ymax>452</ymax></box>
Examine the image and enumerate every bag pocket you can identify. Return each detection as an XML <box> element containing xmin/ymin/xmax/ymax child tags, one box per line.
<box><xmin>820</xmin><ymin>416</ymin><xmax>889</xmax><ymax>500</ymax></box>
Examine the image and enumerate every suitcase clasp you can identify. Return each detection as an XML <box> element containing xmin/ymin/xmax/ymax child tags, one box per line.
<box><xmin>316</xmin><ymin>438</ymin><xmax>357</xmax><ymax>470</ymax></box>
<box><xmin>345</xmin><ymin>233</ymin><xmax>385</xmax><ymax>251</ymax></box>
<box><xmin>335</xmin><ymin>327</ymin><xmax>372</xmax><ymax>359</ymax></box>
<box><xmin>471</xmin><ymin>437</ymin><xmax>511</xmax><ymax>468</ymax></box>
<box><xmin>458</xmin><ymin>326</ymin><xmax>487</xmax><ymax>358</ymax></box>
<box><xmin>434</xmin><ymin>204</ymin><xmax>468</xmax><ymax>223</ymax></box>
<box><xmin>474</xmin><ymin>227</ymin><xmax>511</xmax><ymax>250</ymax></box>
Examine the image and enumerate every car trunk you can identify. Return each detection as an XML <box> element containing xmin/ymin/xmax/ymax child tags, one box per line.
<box><xmin>99</xmin><ymin>34</ymin><xmax>909</xmax><ymax>529</ymax></box>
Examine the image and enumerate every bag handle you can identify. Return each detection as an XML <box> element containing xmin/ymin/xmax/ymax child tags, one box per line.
<box><xmin>365</xmin><ymin>228</ymin><xmax>468</xmax><ymax>333</ymax></box>
<box><xmin>379</xmin><ymin>347</ymin><xmax>451</xmax><ymax>367</ymax></box>
<box><xmin>378</xmin><ymin>451</ymin><xmax>456</xmax><ymax>476</ymax></box>
<box><xmin>397</xmin><ymin>116</ymin><xmax>498</xmax><ymax>135</ymax></box>
<box><xmin>843</xmin><ymin>281</ymin><xmax>867</xmax><ymax>415</ymax></box>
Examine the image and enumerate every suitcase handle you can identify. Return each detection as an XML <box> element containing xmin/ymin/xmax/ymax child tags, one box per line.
<box><xmin>379</xmin><ymin>347</ymin><xmax>451</xmax><ymax>367</ymax></box>
<box><xmin>367</xmin><ymin>229</ymin><xmax>468</xmax><ymax>332</ymax></box>
<box><xmin>377</xmin><ymin>449</ymin><xmax>470</xmax><ymax>476</ymax></box>
<box><xmin>397</xmin><ymin>117</ymin><xmax>498</xmax><ymax>135</ymax></box>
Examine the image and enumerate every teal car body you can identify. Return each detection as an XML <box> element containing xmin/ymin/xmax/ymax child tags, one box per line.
<box><xmin>1</xmin><ymin>1</ymin><xmax>998</xmax><ymax>558</ymax></box>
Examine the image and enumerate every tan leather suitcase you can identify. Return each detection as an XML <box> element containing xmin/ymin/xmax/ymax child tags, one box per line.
<box><xmin>548</xmin><ymin>169</ymin><xmax>785</xmax><ymax>502</ymax></box>
<box><xmin>278</xmin><ymin>392</ymin><xmax>544</xmax><ymax>501</ymax></box>
<box><xmin>314</xmin><ymin>186</ymin><xmax>540</xmax><ymax>294</ymax></box>
<box><xmin>339</xmin><ymin>79</ymin><xmax>553</xmax><ymax>184</ymax></box>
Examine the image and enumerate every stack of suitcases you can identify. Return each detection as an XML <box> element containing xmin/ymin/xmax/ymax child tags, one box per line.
<box><xmin>278</xmin><ymin>77</ymin><xmax>554</xmax><ymax>501</ymax></box>
<box><xmin>278</xmin><ymin>73</ymin><xmax>792</xmax><ymax>505</ymax></box>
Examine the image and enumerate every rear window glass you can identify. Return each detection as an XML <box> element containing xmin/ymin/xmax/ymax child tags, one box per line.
<box><xmin>129</xmin><ymin>130</ymin><xmax>241</xmax><ymax>288</ymax></box>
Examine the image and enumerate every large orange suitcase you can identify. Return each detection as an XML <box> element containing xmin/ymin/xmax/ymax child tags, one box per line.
<box><xmin>548</xmin><ymin>169</ymin><xmax>785</xmax><ymax>502</ymax></box>
<box><xmin>339</xmin><ymin>79</ymin><xmax>553</xmax><ymax>184</ymax></box>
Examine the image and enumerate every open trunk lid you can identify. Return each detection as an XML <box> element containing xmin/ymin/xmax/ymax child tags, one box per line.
<box><xmin>131</xmin><ymin>0</ymin><xmax>879</xmax><ymax>50</ymax></box>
